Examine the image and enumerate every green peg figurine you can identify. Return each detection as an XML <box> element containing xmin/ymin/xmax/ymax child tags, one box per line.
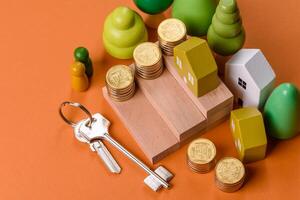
<box><xmin>74</xmin><ymin>47</ymin><xmax>93</xmax><ymax>78</ymax></box>
<box><xmin>103</xmin><ymin>6</ymin><xmax>148</xmax><ymax>59</ymax></box>
<box><xmin>207</xmin><ymin>0</ymin><xmax>245</xmax><ymax>56</ymax></box>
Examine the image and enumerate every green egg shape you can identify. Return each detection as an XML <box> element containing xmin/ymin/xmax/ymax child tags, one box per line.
<box><xmin>263</xmin><ymin>83</ymin><xmax>300</xmax><ymax>139</ymax></box>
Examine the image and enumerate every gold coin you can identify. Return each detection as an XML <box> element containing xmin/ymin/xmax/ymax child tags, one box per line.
<box><xmin>106</xmin><ymin>65</ymin><xmax>133</xmax><ymax>90</ymax></box>
<box><xmin>133</xmin><ymin>42</ymin><xmax>162</xmax><ymax>67</ymax></box>
<box><xmin>187</xmin><ymin>138</ymin><xmax>216</xmax><ymax>165</ymax></box>
<box><xmin>215</xmin><ymin>157</ymin><xmax>245</xmax><ymax>185</ymax></box>
<box><xmin>108</xmin><ymin>84</ymin><xmax>136</xmax><ymax>101</ymax></box>
<box><xmin>158</xmin><ymin>18</ymin><xmax>186</xmax><ymax>42</ymax></box>
<box><xmin>136</xmin><ymin>67</ymin><xmax>164</xmax><ymax>79</ymax></box>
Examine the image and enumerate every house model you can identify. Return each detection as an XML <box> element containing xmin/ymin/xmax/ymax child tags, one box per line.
<box><xmin>225</xmin><ymin>49</ymin><xmax>276</xmax><ymax>109</ymax></box>
<box><xmin>174</xmin><ymin>37</ymin><xmax>219</xmax><ymax>97</ymax></box>
<box><xmin>230</xmin><ymin>107</ymin><xmax>267</xmax><ymax>163</ymax></box>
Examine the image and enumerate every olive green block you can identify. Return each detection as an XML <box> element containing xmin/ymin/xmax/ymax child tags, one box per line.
<box><xmin>174</xmin><ymin>37</ymin><xmax>219</xmax><ymax>97</ymax></box>
<box><xmin>230</xmin><ymin>107</ymin><xmax>267</xmax><ymax>163</ymax></box>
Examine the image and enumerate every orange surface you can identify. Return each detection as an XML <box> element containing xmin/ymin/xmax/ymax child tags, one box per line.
<box><xmin>1</xmin><ymin>0</ymin><xmax>300</xmax><ymax>199</ymax></box>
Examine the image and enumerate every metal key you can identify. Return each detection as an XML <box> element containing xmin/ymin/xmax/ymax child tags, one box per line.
<box><xmin>77</xmin><ymin>113</ymin><xmax>170</xmax><ymax>189</ymax></box>
<box><xmin>74</xmin><ymin>118</ymin><xmax>121</xmax><ymax>174</ymax></box>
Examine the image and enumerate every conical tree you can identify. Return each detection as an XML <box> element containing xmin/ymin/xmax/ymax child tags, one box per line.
<box><xmin>207</xmin><ymin>0</ymin><xmax>245</xmax><ymax>56</ymax></box>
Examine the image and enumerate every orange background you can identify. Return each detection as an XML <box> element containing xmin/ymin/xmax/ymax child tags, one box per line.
<box><xmin>1</xmin><ymin>0</ymin><xmax>300</xmax><ymax>199</ymax></box>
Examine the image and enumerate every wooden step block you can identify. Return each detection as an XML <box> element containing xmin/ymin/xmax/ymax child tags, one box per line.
<box><xmin>164</xmin><ymin>55</ymin><xmax>234</xmax><ymax>119</ymax></box>
<box><xmin>102</xmin><ymin>87</ymin><xmax>179</xmax><ymax>164</ymax></box>
<box><xmin>206</xmin><ymin>103</ymin><xmax>233</xmax><ymax>130</ymax></box>
<box><xmin>136</xmin><ymin>66</ymin><xmax>207</xmax><ymax>141</ymax></box>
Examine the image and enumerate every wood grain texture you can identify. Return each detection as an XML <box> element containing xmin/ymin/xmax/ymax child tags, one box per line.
<box><xmin>206</xmin><ymin>104</ymin><xmax>233</xmax><ymax>130</ymax></box>
<box><xmin>164</xmin><ymin>55</ymin><xmax>234</xmax><ymax>118</ymax></box>
<box><xmin>102</xmin><ymin>87</ymin><xmax>179</xmax><ymax>164</ymax></box>
<box><xmin>136</xmin><ymin>65</ymin><xmax>207</xmax><ymax>141</ymax></box>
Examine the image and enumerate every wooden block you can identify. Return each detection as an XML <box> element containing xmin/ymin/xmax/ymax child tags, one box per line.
<box><xmin>206</xmin><ymin>103</ymin><xmax>233</xmax><ymax>130</ymax></box>
<box><xmin>136</xmin><ymin>66</ymin><xmax>207</xmax><ymax>141</ymax></box>
<box><xmin>102</xmin><ymin>87</ymin><xmax>179</xmax><ymax>164</ymax></box>
<box><xmin>230</xmin><ymin>107</ymin><xmax>267</xmax><ymax>163</ymax></box>
<box><xmin>164</xmin><ymin>55</ymin><xmax>233</xmax><ymax>118</ymax></box>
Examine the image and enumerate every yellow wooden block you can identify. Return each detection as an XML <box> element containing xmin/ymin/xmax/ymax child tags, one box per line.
<box><xmin>173</xmin><ymin>37</ymin><xmax>219</xmax><ymax>97</ymax></box>
<box><xmin>230</xmin><ymin>107</ymin><xmax>267</xmax><ymax>163</ymax></box>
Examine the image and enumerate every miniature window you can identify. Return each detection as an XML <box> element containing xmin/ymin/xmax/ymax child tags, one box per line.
<box><xmin>176</xmin><ymin>57</ymin><xmax>182</xmax><ymax>69</ymax></box>
<box><xmin>188</xmin><ymin>72</ymin><xmax>194</xmax><ymax>85</ymax></box>
<box><xmin>235</xmin><ymin>139</ymin><xmax>242</xmax><ymax>152</ymax></box>
<box><xmin>231</xmin><ymin>119</ymin><xmax>235</xmax><ymax>132</ymax></box>
<box><xmin>183</xmin><ymin>76</ymin><xmax>187</xmax><ymax>84</ymax></box>
<box><xmin>238</xmin><ymin>78</ymin><xmax>247</xmax><ymax>90</ymax></box>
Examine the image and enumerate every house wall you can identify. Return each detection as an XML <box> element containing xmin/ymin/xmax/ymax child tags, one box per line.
<box><xmin>258</xmin><ymin>78</ymin><xmax>275</xmax><ymax>109</ymax></box>
<box><xmin>225</xmin><ymin>64</ymin><xmax>260</xmax><ymax>107</ymax></box>
<box><xmin>174</xmin><ymin>55</ymin><xmax>198</xmax><ymax>96</ymax></box>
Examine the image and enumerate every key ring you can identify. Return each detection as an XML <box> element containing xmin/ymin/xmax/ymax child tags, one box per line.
<box><xmin>59</xmin><ymin>101</ymin><xmax>93</xmax><ymax>128</ymax></box>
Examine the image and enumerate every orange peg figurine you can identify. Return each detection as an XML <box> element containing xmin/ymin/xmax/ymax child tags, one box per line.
<box><xmin>71</xmin><ymin>61</ymin><xmax>89</xmax><ymax>92</ymax></box>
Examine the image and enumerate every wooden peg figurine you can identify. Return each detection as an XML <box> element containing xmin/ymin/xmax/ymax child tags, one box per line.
<box><xmin>71</xmin><ymin>61</ymin><xmax>89</xmax><ymax>92</ymax></box>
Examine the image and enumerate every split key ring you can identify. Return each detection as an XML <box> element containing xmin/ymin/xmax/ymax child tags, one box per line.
<box><xmin>59</xmin><ymin>101</ymin><xmax>94</xmax><ymax>128</ymax></box>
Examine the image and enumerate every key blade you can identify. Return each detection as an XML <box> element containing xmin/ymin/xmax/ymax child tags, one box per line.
<box><xmin>92</xmin><ymin>141</ymin><xmax>121</xmax><ymax>174</ymax></box>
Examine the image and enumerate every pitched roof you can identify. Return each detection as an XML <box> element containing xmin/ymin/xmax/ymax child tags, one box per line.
<box><xmin>227</xmin><ymin>49</ymin><xmax>276</xmax><ymax>90</ymax></box>
<box><xmin>174</xmin><ymin>37</ymin><xmax>217</xmax><ymax>79</ymax></box>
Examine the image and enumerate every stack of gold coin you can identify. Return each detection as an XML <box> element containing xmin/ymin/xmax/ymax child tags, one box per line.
<box><xmin>215</xmin><ymin>157</ymin><xmax>246</xmax><ymax>193</ymax></box>
<box><xmin>133</xmin><ymin>42</ymin><xmax>164</xmax><ymax>79</ymax></box>
<box><xmin>187</xmin><ymin>138</ymin><xmax>217</xmax><ymax>173</ymax></box>
<box><xmin>106</xmin><ymin>65</ymin><xmax>135</xmax><ymax>102</ymax></box>
<box><xmin>157</xmin><ymin>18</ymin><xmax>187</xmax><ymax>56</ymax></box>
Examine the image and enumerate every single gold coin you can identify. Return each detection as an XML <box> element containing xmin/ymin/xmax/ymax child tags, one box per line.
<box><xmin>158</xmin><ymin>18</ymin><xmax>186</xmax><ymax>42</ymax></box>
<box><xmin>106</xmin><ymin>65</ymin><xmax>133</xmax><ymax>90</ymax></box>
<box><xmin>215</xmin><ymin>157</ymin><xmax>245</xmax><ymax>185</ymax></box>
<box><xmin>187</xmin><ymin>138</ymin><xmax>216</xmax><ymax>165</ymax></box>
<box><xmin>133</xmin><ymin>42</ymin><xmax>162</xmax><ymax>67</ymax></box>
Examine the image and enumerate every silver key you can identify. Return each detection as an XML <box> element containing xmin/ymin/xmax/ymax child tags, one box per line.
<box><xmin>74</xmin><ymin>119</ymin><xmax>121</xmax><ymax>174</ymax></box>
<box><xmin>78</xmin><ymin>113</ymin><xmax>171</xmax><ymax>189</ymax></box>
<box><xmin>90</xmin><ymin>141</ymin><xmax>121</xmax><ymax>173</ymax></box>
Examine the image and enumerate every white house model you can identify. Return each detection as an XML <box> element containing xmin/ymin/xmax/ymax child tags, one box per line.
<box><xmin>225</xmin><ymin>49</ymin><xmax>276</xmax><ymax>109</ymax></box>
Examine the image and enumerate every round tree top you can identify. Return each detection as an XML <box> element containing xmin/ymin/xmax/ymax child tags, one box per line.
<box><xmin>220</xmin><ymin>0</ymin><xmax>237</xmax><ymax>13</ymax></box>
<box><xmin>74</xmin><ymin>47</ymin><xmax>89</xmax><ymax>62</ymax></box>
<box><xmin>112</xmin><ymin>7</ymin><xmax>135</xmax><ymax>30</ymax></box>
<box><xmin>134</xmin><ymin>0</ymin><xmax>173</xmax><ymax>15</ymax></box>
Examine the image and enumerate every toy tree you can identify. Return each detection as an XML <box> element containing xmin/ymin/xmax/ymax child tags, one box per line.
<box><xmin>133</xmin><ymin>0</ymin><xmax>173</xmax><ymax>29</ymax></box>
<box><xmin>207</xmin><ymin>0</ymin><xmax>245</xmax><ymax>56</ymax></box>
<box><xmin>133</xmin><ymin>0</ymin><xmax>173</xmax><ymax>15</ymax></box>
<box><xmin>103</xmin><ymin>6</ymin><xmax>148</xmax><ymax>59</ymax></box>
<box><xmin>172</xmin><ymin>0</ymin><xmax>216</xmax><ymax>36</ymax></box>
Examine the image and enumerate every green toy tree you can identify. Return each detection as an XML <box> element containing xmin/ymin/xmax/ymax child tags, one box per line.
<box><xmin>172</xmin><ymin>0</ymin><xmax>216</xmax><ymax>36</ymax></box>
<box><xmin>207</xmin><ymin>0</ymin><xmax>245</xmax><ymax>56</ymax></box>
<box><xmin>103</xmin><ymin>6</ymin><xmax>148</xmax><ymax>59</ymax></box>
